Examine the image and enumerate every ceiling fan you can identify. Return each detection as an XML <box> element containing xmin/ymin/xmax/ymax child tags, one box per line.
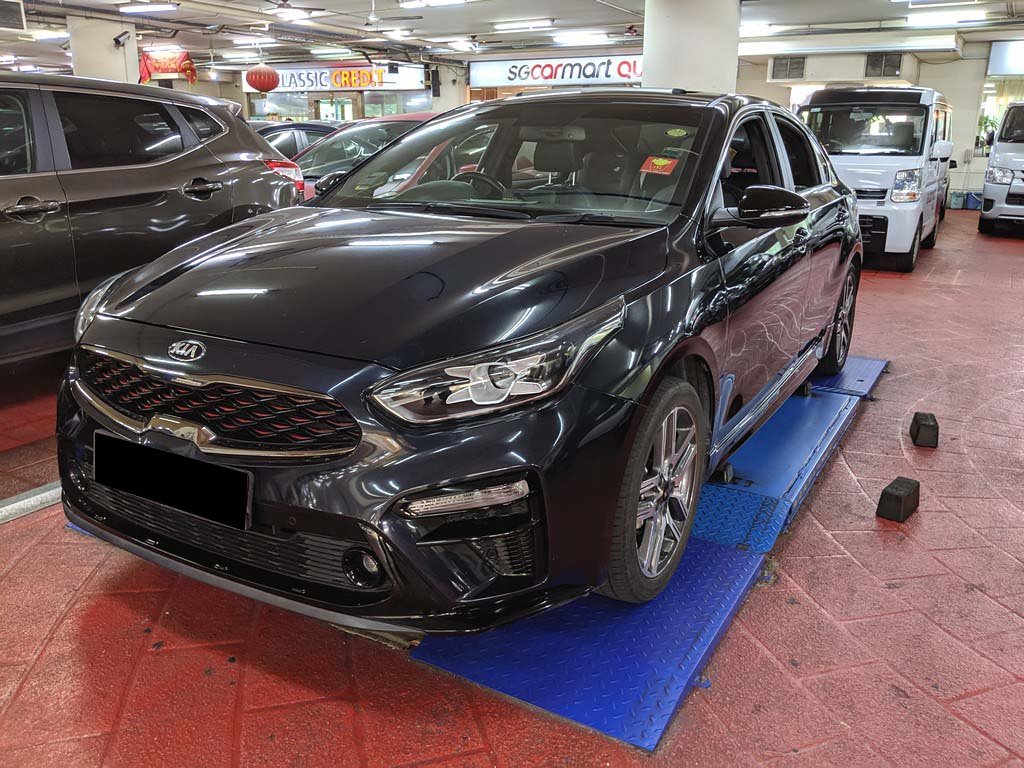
<box><xmin>363</xmin><ymin>0</ymin><xmax>422</xmax><ymax>24</ymax></box>
<box><xmin>263</xmin><ymin>0</ymin><xmax>328</xmax><ymax>16</ymax></box>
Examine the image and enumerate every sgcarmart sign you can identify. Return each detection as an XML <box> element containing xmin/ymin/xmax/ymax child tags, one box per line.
<box><xmin>470</xmin><ymin>55</ymin><xmax>643</xmax><ymax>88</ymax></box>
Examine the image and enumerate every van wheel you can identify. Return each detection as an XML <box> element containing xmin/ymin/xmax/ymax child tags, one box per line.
<box><xmin>939</xmin><ymin>202</ymin><xmax>946</xmax><ymax>221</ymax></box>
<box><xmin>921</xmin><ymin>209</ymin><xmax>939</xmax><ymax>249</ymax></box>
<box><xmin>600</xmin><ymin>377</ymin><xmax>707</xmax><ymax>603</ymax></box>
<box><xmin>979</xmin><ymin>218</ymin><xmax>995</xmax><ymax>235</ymax></box>
<box><xmin>815</xmin><ymin>264</ymin><xmax>859</xmax><ymax>376</ymax></box>
<box><xmin>894</xmin><ymin>223</ymin><xmax>921</xmax><ymax>272</ymax></box>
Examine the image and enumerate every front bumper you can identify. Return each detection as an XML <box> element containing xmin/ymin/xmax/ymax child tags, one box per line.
<box><xmin>857</xmin><ymin>199</ymin><xmax>921</xmax><ymax>255</ymax></box>
<box><xmin>58</xmin><ymin>317</ymin><xmax>639</xmax><ymax>633</ymax></box>
<box><xmin>980</xmin><ymin>181</ymin><xmax>1024</xmax><ymax>222</ymax></box>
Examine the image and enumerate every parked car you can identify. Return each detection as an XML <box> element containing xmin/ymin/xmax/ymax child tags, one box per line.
<box><xmin>0</xmin><ymin>73</ymin><xmax>302</xmax><ymax>363</ymax></box>
<box><xmin>60</xmin><ymin>89</ymin><xmax>861</xmax><ymax>634</ymax></box>
<box><xmin>294</xmin><ymin>112</ymin><xmax>433</xmax><ymax>196</ymax></box>
<box><xmin>254</xmin><ymin>120</ymin><xmax>340</xmax><ymax>159</ymax></box>
<box><xmin>800</xmin><ymin>87</ymin><xmax>954</xmax><ymax>271</ymax></box>
<box><xmin>980</xmin><ymin>101</ymin><xmax>1024</xmax><ymax>234</ymax></box>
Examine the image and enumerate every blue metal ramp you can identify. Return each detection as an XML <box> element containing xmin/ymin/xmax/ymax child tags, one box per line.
<box><xmin>413</xmin><ymin>360</ymin><xmax>886</xmax><ymax>751</ymax></box>
<box><xmin>811</xmin><ymin>354</ymin><xmax>887</xmax><ymax>398</ymax></box>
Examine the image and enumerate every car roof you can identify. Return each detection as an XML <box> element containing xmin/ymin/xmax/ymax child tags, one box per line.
<box><xmin>358</xmin><ymin>111</ymin><xmax>437</xmax><ymax>123</ymax></box>
<box><xmin>256</xmin><ymin>121</ymin><xmax>339</xmax><ymax>134</ymax></box>
<box><xmin>461</xmin><ymin>88</ymin><xmax>778</xmax><ymax>117</ymax></box>
<box><xmin>0</xmin><ymin>71</ymin><xmax>234</xmax><ymax>110</ymax></box>
<box><xmin>805</xmin><ymin>86</ymin><xmax>941</xmax><ymax>107</ymax></box>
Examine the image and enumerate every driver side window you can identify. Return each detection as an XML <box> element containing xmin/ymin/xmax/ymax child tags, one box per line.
<box><xmin>719</xmin><ymin>115</ymin><xmax>782</xmax><ymax>208</ymax></box>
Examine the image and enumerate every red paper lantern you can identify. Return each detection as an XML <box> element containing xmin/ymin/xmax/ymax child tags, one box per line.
<box><xmin>246</xmin><ymin>64</ymin><xmax>279</xmax><ymax>93</ymax></box>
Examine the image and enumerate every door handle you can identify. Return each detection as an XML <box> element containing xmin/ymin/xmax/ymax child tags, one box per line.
<box><xmin>182</xmin><ymin>179</ymin><xmax>224</xmax><ymax>197</ymax></box>
<box><xmin>792</xmin><ymin>227</ymin><xmax>812</xmax><ymax>247</ymax></box>
<box><xmin>3</xmin><ymin>198</ymin><xmax>61</xmax><ymax>217</ymax></box>
<box><xmin>835</xmin><ymin>207</ymin><xmax>850</xmax><ymax>224</ymax></box>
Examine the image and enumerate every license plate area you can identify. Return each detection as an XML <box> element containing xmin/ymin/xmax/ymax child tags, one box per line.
<box><xmin>93</xmin><ymin>432</ymin><xmax>251</xmax><ymax>530</ymax></box>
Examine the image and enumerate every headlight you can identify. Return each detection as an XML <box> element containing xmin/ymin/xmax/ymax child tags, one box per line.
<box><xmin>74</xmin><ymin>271</ymin><xmax>130</xmax><ymax>342</ymax></box>
<box><xmin>890</xmin><ymin>169</ymin><xmax>922</xmax><ymax>203</ymax></box>
<box><xmin>369</xmin><ymin>298</ymin><xmax>625</xmax><ymax>424</ymax></box>
<box><xmin>986</xmin><ymin>166</ymin><xmax>1015</xmax><ymax>185</ymax></box>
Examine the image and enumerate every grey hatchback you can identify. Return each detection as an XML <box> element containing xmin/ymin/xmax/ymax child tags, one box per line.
<box><xmin>0</xmin><ymin>73</ymin><xmax>301</xmax><ymax>363</ymax></box>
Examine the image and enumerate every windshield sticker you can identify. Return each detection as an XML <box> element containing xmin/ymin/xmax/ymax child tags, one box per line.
<box><xmin>641</xmin><ymin>156</ymin><xmax>679</xmax><ymax>175</ymax></box>
<box><xmin>665</xmin><ymin>128</ymin><xmax>688</xmax><ymax>138</ymax></box>
<box><xmin>659</xmin><ymin>146</ymin><xmax>686</xmax><ymax>158</ymax></box>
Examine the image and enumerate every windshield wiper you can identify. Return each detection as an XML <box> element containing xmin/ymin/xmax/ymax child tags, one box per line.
<box><xmin>366</xmin><ymin>201</ymin><xmax>532</xmax><ymax>220</ymax></box>
<box><xmin>534</xmin><ymin>212</ymin><xmax>662</xmax><ymax>227</ymax></box>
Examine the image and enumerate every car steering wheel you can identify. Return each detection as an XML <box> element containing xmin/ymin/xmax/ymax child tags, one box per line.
<box><xmin>450</xmin><ymin>171</ymin><xmax>507</xmax><ymax>198</ymax></box>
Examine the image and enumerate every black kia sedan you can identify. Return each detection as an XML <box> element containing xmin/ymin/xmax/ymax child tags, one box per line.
<box><xmin>58</xmin><ymin>89</ymin><xmax>862</xmax><ymax>634</ymax></box>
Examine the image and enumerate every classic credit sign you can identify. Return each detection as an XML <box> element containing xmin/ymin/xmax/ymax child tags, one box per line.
<box><xmin>243</xmin><ymin>63</ymin><xmax>425</xmax><ymax>93</ymax></box>
<box><xmin>469</xmin><ymin>55</ymin><xmax>643</xmax><ymax>88</ymax></box>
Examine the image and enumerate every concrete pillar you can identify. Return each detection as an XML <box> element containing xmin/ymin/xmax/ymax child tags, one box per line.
<box><xmin>431</xmin><ymin>64</ymin><xmax>469</xmax><ymax>113</ymax></box>
<box><xmin>67</xmin><ymin>15</ymin><xmax>139</xmax><ymax>83</ymax></box>
<box><xmin>642</xmin><ymin>0</ymin><xmax>740</xmax><ymax>93</ymax></box>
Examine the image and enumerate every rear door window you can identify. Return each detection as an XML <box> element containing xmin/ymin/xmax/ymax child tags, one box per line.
<box><xmin>266</xmin><ymin>129</ymin><xmax>300</xmax><ymax>158</ymax></box>
<box><xmin>54</xmin><ymin>91</ymin><xmax>184</xmax><ymax>169</ymax></box>
<box><xmin>774</xmin><ymin>116</ymin><xmax>822</xmax><ymax>191</ymax></box>
<box><xmin>0</xmin><ymin>91</ymin><xmax>35</xmax><ymax>175</ymax></box>
<box><xmin>180</xmin><ymin>106</ymin><xmax>224</xmax><ymax>141</ymax></box>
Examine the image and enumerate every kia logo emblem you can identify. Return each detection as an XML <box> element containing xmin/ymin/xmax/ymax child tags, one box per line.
<box><xmin>168</xmin><ymin>339</ymin><xmax>206</xmax><ymax>362</ymax></box>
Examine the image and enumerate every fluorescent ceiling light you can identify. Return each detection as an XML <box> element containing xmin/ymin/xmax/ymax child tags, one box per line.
<box><xmin>144</xmin><ymin>44</ymin><xmax>183</xmax><ymax>52</ymax></box>
<box><xmin>552</xmin><ymin>30</ymin><xmax>609</xmax><ymax>46</ymax></box>
<box><xmin>493</xmin><ymin>19</ymin><xmax>554</xmax><ymax>32</ymax></box>
<box><xmin>232</xmin><ymin>35</ymin><xmax>276</xmax><ymax>44</ymax></box>
<box><xmin>384</xmin><ymin>29</ymin><xmax>411</xmax><ymax>39</ymax></box>
<box><xmin>29</xmin><ymin>29</ymin><xmax>69</xmax><ymax>40</ymax></box>
<box><xmin>447</xmin><ymin>39</ymin><xmax>477</xmax><ymax>51</ymax></box>
<box><xmin>0</xmin><ymin>55</ymin><xmax>16</xmax><ymax>64</ymax></box>
<box><xmin>739</xmin><ymin>23</ymin><xmax>773</xmax><ymax>37</ymax></box>
<box><xmin>120</xmin><ymin>4</ymin><xmax>178</xmax><ymax>12</ymax></box>
<box><xmin>222</xmin><ymin>51</ymin><xmax>260</xmax><ymax>59</ymax></box>
<box><xmin>906</xmin><ymin>9</ymin><xmax>986</xmax><ymax>25</ymax></box>
<box><xmin>15</xmin><ymin>65</ymin><xmax>37</xmax><ymax>71</ymax></box>
<box><xmin>310</xmin><ymin>47</ymin><xmax>352</xmax><ymax>55</ymax></box>
<box><xmin>401</xmin><ymin>0</ymin><xmax>466</xmax><ymax>6</ymax></box>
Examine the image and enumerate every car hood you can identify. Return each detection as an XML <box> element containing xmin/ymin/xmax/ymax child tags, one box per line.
<box><xmin>101</xmin><ymin>207</ymin><xmax>668</xmax><ymax>370</ymax></box>
<box><xmin>989</xmin><ymin>144</ymin><xmax>1024</xmax><ymax>171</ymax></box>
<box><xmin>829</xmin><ymin>155</ymin><xmax>922</xmax><ymax>193</ymax></box>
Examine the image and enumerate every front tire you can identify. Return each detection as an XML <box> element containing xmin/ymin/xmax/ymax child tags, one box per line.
<box><xmin>815</xmin><ymin>264</ymin><xmax>859</xmax><ymax>376</ymax></box>
<box><xmin>602</xmin><ymin>377</ymin><xmax>707</xmax><ymax>603</ymax></box>
<box><xmin>979</xmin><ymin>217</ymin><xmax>996</xmax><ymax>235</ymax></box>
<box><xmin>921</xmin><ymin>208</ymin><xmax>939</xmax><ymax>249</ymax></box>
<box><xmin>894</xmin><ymin>223</ymin><xmax>921</xmax><ymax>272</ymax></box>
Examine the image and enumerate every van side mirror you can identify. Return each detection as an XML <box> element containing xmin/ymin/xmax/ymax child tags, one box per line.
<box><xmin>711</xmin><ymin>185</ymin><xmax>810</xmax><ymax>229</ymax></box>
<box><xmin>949</xmin><ymin>159</ymin><xmax>958</xmax><ymax>170</ymax></box>
<box><xmin>314</xmin><ymin>169</ymin><xmax>349</xmax><ymax>196</ymax></box>
<box><xmin>931</xmin><ymin>140</ymin><xmax>954</xmax><ymax>162</ymax></box>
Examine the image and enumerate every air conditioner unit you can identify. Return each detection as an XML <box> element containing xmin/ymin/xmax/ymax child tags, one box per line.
<box><xmin>0</xmin><ymin>0</ymin><xmax>26</xmax><ymax>32</ymax></box>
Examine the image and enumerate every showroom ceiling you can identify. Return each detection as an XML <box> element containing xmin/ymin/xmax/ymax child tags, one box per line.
<box><xmin>2</xmin><ymin>0</ymin><xmax>1024</xmax><ymax>73</ymax></box>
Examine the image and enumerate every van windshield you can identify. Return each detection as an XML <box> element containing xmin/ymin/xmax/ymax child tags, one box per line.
<box><xmin>999</xmin><ymin>106</ymin><xmax>1024</xmax><ymax>142</ymax></box>
<box><xmin>799</xmin><ymin>104</ymin><xmax>928</xmax><ymax>156</ymax></box>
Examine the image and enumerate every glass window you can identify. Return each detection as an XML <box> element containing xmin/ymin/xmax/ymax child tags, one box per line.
<box><xmin>54</xmin><ymin>92</ymin><xmax>184</xmax><ymax>169</ymax></box>
<box><xmin>799</xmin><ymin>104</ymin><xmax>928</xmax><ymax>156</ymax></box>
<box><xmin>1000</xmin><ymin>106</ymin><xmax>1024</xmax><ymax>142</ymax></box>
<box><xmin>320</xmin><ymin>102</ymin><xmax>707</xmax><ymax>224</ymax></box>
<box><xmin>866</xmin><ymin>53</ymin><xmax>903</xmax><ymax>79</ymax></box>
<box><xmin>720</xmin><ymin>117</ymin><xmax>782</xmax><ymax>207</ymax></box>
<box><xmin>0</xmin><ymin>92</ymin><xmax>34</xmax><ymax>176</ymax></box>
<box><xmin>297</xmin><ymin>120</ymin><xmax>418</xmax><ymax>178</ymax></box>
<box><xmin>180</xmin><ymin>106</ymin><xmax>224</xmax><ymax>140</ymax></box>
<box><xmin>774</xmin><ymin>117</ymin><xmax>821</xmax><ymax>190</ymax></box>
<box><xmin>267</xmin><ymin>129</ymin><xmax>300</xmax><ymax>158</ymax></box>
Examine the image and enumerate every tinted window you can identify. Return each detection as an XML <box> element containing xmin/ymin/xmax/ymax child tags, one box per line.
<box><xmin>299</xmin><ymin>129</ymin><xmax>329</xmax><ymax>147</ymax></box>
<box><xmin>775</xmin><ymin>117</ymin><xmax>820</xmax><ymax>190</ymax></box>
<box><xmin>1000</xmin><ymin>106</ymin><xmax>1024</xmax><ymax>142</ymax></box>
<box><xmin>180</xmin><ymin>106</ymin><xmax>224</xmax><ymax>140</ymax></box>
<box><xmin>721</xmin><ymin>117</ymin><xmax>781</xmax><ymax>207</ymax></box>
<box><xmin>55</xmin><ymin>92</ymin><xmax>184</xmax><ymax>169</ymax></box>
<box><xmin>0</xmin><ymin>92</ymin><xmax>34</xmax><ymax>176</ymax></box>
<box><xmin>267</xmin><ymin>129</ymin><xmax>299</xmax><ymax>158</ymax></box>
<box><xmin>297</xmin><ymin>121</ymin><xmax>417</xmax><ymax>178</ymax></box>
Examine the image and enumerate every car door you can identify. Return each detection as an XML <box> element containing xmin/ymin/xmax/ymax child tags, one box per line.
<box><xmin>44</xmin><ymin>88</ymin><xmax>234</xmax><ymax>297</ymax></box>
<box><xmin>703</xmin><ymin>110</ymin><xmax>814</xmax><ymax>444</ymax></box>
<box><xmin>770</xmin><ymin>112</ymin><xmax>850</xmax><ymax>343</ymax></box>
<box><xmin>0</xmin><ymin>85</ymin><xmax>76</xmax><ymax>362</ymax></box>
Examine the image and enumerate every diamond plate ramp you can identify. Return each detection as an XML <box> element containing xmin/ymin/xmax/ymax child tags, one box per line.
<box><xmin>400</xmin><ymin>363</ymin><xmax>882</xmax><ymax>750</ymax></box>
<box><xmin>811</xmin><ymin>354</ymin><xmax>888</xmax><ymax>398</ymax></box>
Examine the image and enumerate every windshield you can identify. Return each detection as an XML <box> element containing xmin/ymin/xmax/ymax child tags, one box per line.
<box><xmin>999</xmin><ymin>106</ymin><xmax>1024</xmax><ymax>142</ymax></box>
<box><xmin>297</xmin><ymin>120</ymin><xmax>418</xmax><ymax>178</ymax></box>
<box><xmin>799</xmin><ymin>104</ymin><xmax>928</xmax><ymax>156</ymax></box>
<box><xmin>316</xmin><ymin>101</ymin><xmax>707</xmax><ymax>224</ymax></box>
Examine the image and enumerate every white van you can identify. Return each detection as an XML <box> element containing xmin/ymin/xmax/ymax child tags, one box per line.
<box><xmin>980</xmin><ymin>101</ymin><xmax>1024</xmax><ymax>234</ymax></box>
<box><xmin>799</xmin><ymin>87</ymin><xmax>954</xmax><ymax>271</ymax></box>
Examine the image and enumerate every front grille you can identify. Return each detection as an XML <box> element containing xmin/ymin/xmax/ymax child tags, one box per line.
<box><xmin>855</xmin><ymin>188</ymin><xmax>888</xmax><ymax>201</ymax></box>
<box><xmin>84</xmin><ymin>474</ymin><xmax>385</xmax><ymax>593</ymax></box>
<box><xmin>470</xmin><ymin>524</ymin><xmax>538</xmax><ymax>577</ymax></box>
<box><xmin>1007</xmin><ymin>193</ymin><xmax>1024</xmax><ymax>206</ymax></box>
<box><xmin>77</xmin><ymin>348</ymin><xmax>361</xmax><ymax>454</ymax></box>
<box><xmin>858</xmin><ymin>215</ymin><xmax>888</xmax><ymax>255</ymax></box>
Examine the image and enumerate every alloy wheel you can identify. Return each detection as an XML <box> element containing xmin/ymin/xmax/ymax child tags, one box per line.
<box><xmin>835</xmin><ymin>270</ymin><xmax>856</xmax><ymax>367</ymax></box>
<box><xmin>635</xmin><ymin>405</ymin><xmax>700</xmax><ymax>578</ymax></box>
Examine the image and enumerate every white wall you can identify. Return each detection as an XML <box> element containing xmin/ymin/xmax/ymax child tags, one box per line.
<box><xmin>431</xmin><ymin>63</ymin><xmax>468</xmax><ymax>113</ymax></box>
<box><xmin>736</xmin><ymin>63</ymin><xmax>792</xmax><ymax>105</ymax></box>
<box><xmin>919</xmin><ymin>43</ymin><xmax>991</xmax><ymax>193</ymax></box>
<box><xmin>67</xmin><ymin>15</ymin><xmax>139</xmax><ymax>83</ymax></box>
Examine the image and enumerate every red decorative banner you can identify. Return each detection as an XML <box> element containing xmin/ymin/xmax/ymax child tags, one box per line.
<box><xmin>139</xmin><ymin>51</ymin><xmax>198</xmax><ymax>85</ymax></box>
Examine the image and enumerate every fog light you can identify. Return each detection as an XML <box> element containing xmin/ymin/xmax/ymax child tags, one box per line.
<box><xmin>403</xmin><ymin>479</ymin><xmax>530</xmax><ymax>517</ymax></box>
<box><xmin>67</xmin><ymin>459</ymin><xmax>88</xmax><ymax>493</ymax></box>
<box><xmin>342</xmin><ymin>548</ymin><xmax>384</xmax><ymax>588</ymax></box>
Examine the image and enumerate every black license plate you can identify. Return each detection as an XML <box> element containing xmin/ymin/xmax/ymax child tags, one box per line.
<box><xmin>94</xmin><ymin>432</ymin><xmax>250</xmax><ymax>529</ymax></box>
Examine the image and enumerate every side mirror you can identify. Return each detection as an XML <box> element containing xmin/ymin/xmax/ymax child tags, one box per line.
<box><xmin>314</xmin><ymin>169</ymin><xmax>349</xmax><ymax>196</ymax></box>
<box><xmin>711</xmin><ymin>185</ymin><xmax>811</xmax><ymax>229</ymax></box>
<box><xmin>931</xmin><ymin>140</ymin><xmax>954</xmax><ymax>162</ymax></box>
<box><xmin>949</xmin><ymin>159</ymin><xmax>959</xmax><ymax>170</ymax></box>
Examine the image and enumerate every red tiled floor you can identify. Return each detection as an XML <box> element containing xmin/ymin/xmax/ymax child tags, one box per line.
<box><xmin>2</xmin><ymin>212</ymin><xmax>1024</xmax><ymax>766</ymax></box>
